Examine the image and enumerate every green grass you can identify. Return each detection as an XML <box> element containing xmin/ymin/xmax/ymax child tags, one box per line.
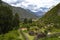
<box><xmin>0</xmin><ymin>30</ymin><xmax>21</xmax><ymax>40</ymax></box>
<box><xmin>39</xmin><ymin>37</ymin><xmax>60</xmax><ymax>40</ymax></box>
<box><xmin>19</xmin><ymin>30</ymin><xmax>26</xmax><ymax>40</ymax></box>
<box><xmin>51</xmin><ymin>28</ymin><xmax>60</xmax><ymax>33</ymax></box>
<box><xmin>24</xmin><ymin>33</ymin><xmax>34</xmax><ymax>40</ymax></box>
<box><xmin>19</xmin><ymin>32</ymin><xmax>25</xmax><ymax>40</ymax></box>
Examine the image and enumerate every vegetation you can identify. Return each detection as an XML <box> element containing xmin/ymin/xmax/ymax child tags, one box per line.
<box><xmin>0</xmin><ymin>30</ymin><xmax>20</xmax><ymax>40</ymax></box>
<box><xmin>0</xmin><ymin>0</ymin><xmax>2</xmax><ymax>4</ymax></box>
<box><xmin>40</xmin><ymin>3</ymin><xmax>60</xmax><ymax>26</ymax></box>
<box><xmin>0</xmin><ymin>4</ymin><xmax>20</xmax><ymax>34</ymax></box>
<box><xmin>0</xmin><ymin>0</ymin><xmax>60</xmax><ymax>40</ymax></box>
<box><xmin>20</xmin><ymin>3</ymin><xmax>60</xmax><ymax>40</ymax></box>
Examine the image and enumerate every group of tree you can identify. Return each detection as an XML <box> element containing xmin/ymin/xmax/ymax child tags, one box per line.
<box><xmin>39</xmin><ymin>3</ymin><xmax>60</xmax><ymax>28</ymax></box>
<box><xmin>23</xmin><ymin>18</ymin><xmax>32</xmax><ymax>24</ymax></box>
<box><xmin>0</xmin><ymin>1</ymin><xmax>20</xmax><ymax>34</ymax></box>
<box><xmin>0</xmin><ymin>0</ymin><xmax>2</xmax><ymax>4</ymax></box>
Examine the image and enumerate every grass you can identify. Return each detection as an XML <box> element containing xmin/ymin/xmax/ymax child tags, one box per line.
<box><xmin>24</xmin><ymin>33</ymin><xmax>34</xmax><ymax>40</ymax></box>
<box><xmin>19</xmin><ymin>32</ymin><xmax>25</xmax><ymax>40</ymax></box>
<box><xmin>18</xmin><ymin>29</ymin><xmax>24</xmax><ymax>40</ymax></box>
<box><xmin>51</xmin><ymin>28</ymin><xmax>60</xmax><ymax>33</ymax></box>
<box><xmin>0</xmin><ymin>30</ymin><xmax>20</xmax><ymax>40</ymax></box>
<box><xmin>19</xmin><ymin>30</ymin><xmax>26</xmax><ymax>40</ymax></box>
<box><xmin>39</xmin><ymin>37</ymin><xmax>60</xmax><ymax>40</ymax></box>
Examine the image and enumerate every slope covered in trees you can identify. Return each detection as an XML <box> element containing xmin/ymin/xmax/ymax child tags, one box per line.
<box><xmin>0</xmin><ymin>1</ymin><xmax>19</xmax><ymax>34</ymax></box>
<box><xmin>38</xmin><ymin>3</ymin><xmax>60</xmax><ymax>28</ymax></box>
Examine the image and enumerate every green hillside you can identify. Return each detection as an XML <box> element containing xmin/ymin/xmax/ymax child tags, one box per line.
<box><xmin>39</xmin><ymin>3</ymin><xmax>60</xmax><ymax>26</ymax></box>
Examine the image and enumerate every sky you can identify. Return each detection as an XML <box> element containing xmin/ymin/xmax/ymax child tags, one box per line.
<box><xmin>2</xmin><ymin>0</ymin><xmax>60</xmax><ymax>12</ymax></box>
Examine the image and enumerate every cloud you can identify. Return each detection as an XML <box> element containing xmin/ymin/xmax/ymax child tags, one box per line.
<box><xmin>2</xmin><ymin>0</ymin><xmax>17</xmax><ymax>3</ymax></box>
<box><xmin>2</xmin><ymin>0</ymin><xmax>25</xmax><ymax>4</ymax></box>
<box><xmin>2</xmin><ymin>0</ymin><xmax>60</xmax><ymax>12</ymax></box>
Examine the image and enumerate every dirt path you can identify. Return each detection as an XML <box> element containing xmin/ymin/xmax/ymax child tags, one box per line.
<box><xmin>24</xmin><ymin>33</ymin><xmax>35</xmax><ymax>40</ymax></box>
<box><xmin>20</xmin><ymin>30</ymin><xmax>29</xmax><ymax>40</ymax></box>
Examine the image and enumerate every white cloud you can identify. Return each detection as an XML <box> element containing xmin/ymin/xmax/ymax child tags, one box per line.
<box><xmin>2</xmin><ymin>0</ymin><xmax>60</xmax><ymax>12</ymax></box>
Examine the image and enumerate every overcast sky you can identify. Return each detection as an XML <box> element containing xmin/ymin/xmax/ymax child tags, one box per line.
<box><xmin>2</xmin><ymin>0</ymin><xmax>60</xmax><ymax>12</ymax></box>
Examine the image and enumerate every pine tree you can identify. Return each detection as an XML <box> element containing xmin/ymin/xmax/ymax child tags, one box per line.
<box><xmin>0</xmin><ymin>5</ymin><xmax>13</xmax><ymax>34</ymax></box>
<box><xmin>29</xmin><ymin>19</ymin><xmax>32</xmax><ymax>23</ymax></box>
<box><xmin>13</xmin><ymin>13</ymin><xmax>20</xmax><ymax>29</ymax></box>
<box><xmin>24</xmin><ymin>18</ymin><xmax>27</xmax><ymax>24</ymax></box>
<box><xmin>0</xmin><ymin>0</ymin><xmax>2</xmax><ymax>4</ymax></box>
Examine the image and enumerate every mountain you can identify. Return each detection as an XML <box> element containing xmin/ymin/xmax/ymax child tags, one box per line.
<box><xmin>34</xmin><ymin>11</ymin><xmax>45</xmax><ymax>17</ymax></box>
<box><xmin>1</xmin><ymin>1</ymin><xmax>38</xmax><ymax>20</ymax></box>
<box><xmin>34</xmin><ymin>7</ymin><xmax>49</xmax><ymax>17</ymax></box>
<box><xmin>38</xmin><ymin>3</ymin><xmax>60</xmax><ymax>25</ymax></box>
<box><xmin>25</xmin><ymin>7</ymin><xmax>49</xmax><ymax>17</ymax></box>
<box><xmin>12</xmin><ymin>7</ymin><xmax>38</xmax><ymax>20</ymax></box>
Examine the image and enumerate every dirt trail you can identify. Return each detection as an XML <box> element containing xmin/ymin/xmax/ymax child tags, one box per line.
<box><xmin>20</xmin><ymin>30</ymin><xmax>29</xmax><ymax>40</ymax></box>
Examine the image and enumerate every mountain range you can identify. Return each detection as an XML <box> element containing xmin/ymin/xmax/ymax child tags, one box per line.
<box><xmin>1</xmin><ymin>1</ymin><xmax>39</xmax><ymax>20</ymax></box>
<box><xmin>34</xmin><ymin>7</ymin><xmax>49</xmax><ymax>16</ymax></box>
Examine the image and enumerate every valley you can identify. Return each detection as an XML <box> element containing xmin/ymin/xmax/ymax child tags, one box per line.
<box><xmin>0</xmin><ymin>0</ymin><xmax>60</xmax><ymax>40</ymax></box>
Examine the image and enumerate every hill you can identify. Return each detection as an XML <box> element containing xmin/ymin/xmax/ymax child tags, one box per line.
<box><xmin>38</xmin><ymin>3</ymin><xmax>60</xmax><ymax>28</ymax></box>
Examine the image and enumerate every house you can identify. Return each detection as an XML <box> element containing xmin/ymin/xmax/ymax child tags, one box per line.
<box><xmin>21</xmin><ymin>28</ymin><xmax>27</xmax><ymax>31</ymax></box>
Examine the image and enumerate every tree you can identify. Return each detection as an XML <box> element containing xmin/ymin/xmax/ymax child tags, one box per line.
<box><xmin>24</xmin><ymin>18</ymin><xmax>27</xmax><ymax>24</ymax></box>
<box><xmin>0</xmin><ymin>5</ymin><xmax>13</xmax><ymax>34</ymax></box>
<box><xmin>28</xmin><ymin>19</ymin><xmax>32</xmax><ymax>23</ymax></box>
<box><xmin>0</xmin><ymin>0</ymin><xmax>2</xmax><ymax>4</ymax></box>
<box><xmin>13</xmin><ymin>13</ymin><xmax>20</xmax><ymax>29</ymax></box>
